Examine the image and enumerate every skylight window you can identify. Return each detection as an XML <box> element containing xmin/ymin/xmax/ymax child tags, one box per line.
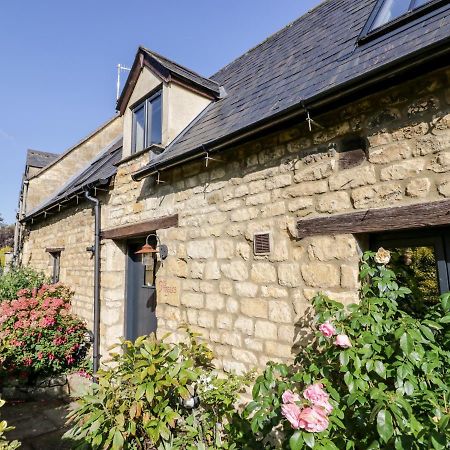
<box><xmin>370</xmin><ymin>0</ymin><xmax>434</xmax><ymax>30</ymax></box>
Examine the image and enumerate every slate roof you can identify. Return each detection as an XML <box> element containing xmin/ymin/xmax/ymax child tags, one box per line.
<box><xmin>25</xmin><ymin>137</ymin><xmax>123</xmax><ymax>220</ymax></box>
<box><xmin>136</xmin><ymin>0</ymin><xmax>450</xmax><ymax>176</ymax></box>
<box><xmin>26</xmin><ymin>149</ymin><xmax>59</xmax><ymax>169</ymax></box>
<box><xmin>140</xmin><ymin>47</ymin><xmax>221</xmax><ymax>97</ymax></box>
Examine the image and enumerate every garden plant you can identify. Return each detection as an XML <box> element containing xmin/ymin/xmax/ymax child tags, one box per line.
<box><xmin>244</xmin><ymin>249</ymin><xmax>450</xmax><ymax>449</ymax></box>
<box><xmin>0</xmin><ymin>283</ymin><xmax>90</xmax><ymax>382</ymax></box>
<box><xmin>0</xmin><ymin>267</ymin><xmax>48</xmax><ymax>302</ymax></box>
<box><xmin>66</xmin><ymin>328</ymin><xmax>251</xmax><ymax>450</ymax></box>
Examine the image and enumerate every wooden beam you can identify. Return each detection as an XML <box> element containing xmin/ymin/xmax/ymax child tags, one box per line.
<box><xmin>297</xmin><ymin>200</ymin><xmax>450</xmax><ymax>238</ymax></box>
<box><xmin>101</xmin><ymin>214</ymin><xmax>178</xmax><ymax>240</ymax></box>
<box><xmin>45</xmin><ymin>247</ymin><xmax>65</xmax><ymax>253</ymax></box>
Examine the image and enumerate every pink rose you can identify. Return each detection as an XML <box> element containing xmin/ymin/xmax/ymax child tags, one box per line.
<box><xmin>334</xmin><ymin>334</ymin><xmax>352</xmax><ymax>348</ymax></box>
<box><xmin>315</xmin><ymin>398</ymin><xmax>333</xmax><ymax>414</ymax></box>
<box><xmin>298</xmin><ymin>406</ymin><xmax>329</xmax><ymax>433</ymax></box>
<box><xmin>303</xmin><ymin>383</ymin><xmax>328</xmax><ymax>403</ymax></box>
<box><xmin>282</xmin><ymin>390</ymin><xmax>301</xmax><ymax>404</ymax></box>
<box><xmin>319</xmin><ymin>321</ymin><xmax>336</xmax><ymax>338</ymax></box>
<box><xmin>281</xmin><ymin>403</ymin><xmax>302</xmax><ymax>429</ymax></box>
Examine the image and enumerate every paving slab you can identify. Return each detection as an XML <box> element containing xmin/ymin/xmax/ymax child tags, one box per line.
<box><xmin>3</xmin><ymin>399</ymin><xmax>77</xmax><ymax>449</ymax></box>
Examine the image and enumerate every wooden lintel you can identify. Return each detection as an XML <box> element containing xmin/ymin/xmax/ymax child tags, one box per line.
<box><xmin>45</xmin><ymin>247</ymin><xmax>65</xmax><ymax>253</ymax></box>
<box><xmin>297</xmin><ymin>200</ymin><xmax>450</xmax><ymax>238</ymax></box>
<box><xmin>101</xmin><ymin>214</ymin><xmax>178</xmax><ymax>240</ymax></box>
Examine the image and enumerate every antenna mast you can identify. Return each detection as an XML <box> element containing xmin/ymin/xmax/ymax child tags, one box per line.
<box><xmin>116</xmin><ymin>64</ymin><xmax>131</xmax><ymax>101</ymax></box>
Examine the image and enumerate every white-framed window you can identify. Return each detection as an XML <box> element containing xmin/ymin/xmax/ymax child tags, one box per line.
<box><xmin>131</xmin><ymin>91</ymin><xmax>162</xmax><ymax>154</ymax></box>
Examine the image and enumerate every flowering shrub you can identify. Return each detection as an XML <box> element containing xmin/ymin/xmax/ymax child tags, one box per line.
<box><xmin>66</xmin><ymin>328</ymin><xmax>250</xmax><ymax>449</ymax></box>
<box><xmin>243</xmin><ymin>249</ymin><xmax>450</xmax><ymax>449</ymax></box>
<box><xmin>0</xmin><ymin>284</ymin><xmax>90</xmax><ymax>380</ymax></box>
<box><xmin>0</xmin><ymin>266</ymin><xmax>48</xmax><ymax>301</ymax></box>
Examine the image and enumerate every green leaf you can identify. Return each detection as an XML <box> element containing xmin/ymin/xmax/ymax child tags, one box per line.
<box><xmin>374</xmin><ymin>361</ymin><xmax>386</xmax><ymax>379</ymax></box>
<box><xmin>431</xmin><ymin>431</ymin><xmax>446</xmax><ymax>450</ymax></box>
<box><xmin>289</xmin><ymin>431</ymin><xmax>303</xmax><ymax>450</ymax></box>
<box><xmin>303</xmin><ymin>432</ymin><xmax>315</xmax><ymax>449</ymax></box>
<box><xmin>377</xmin><ymin>409</ymin><xmax>394</xmax><ymax>444</ymax></box>
<box><xmin>419</xmin><ymin>325</ymin><xmax>435</xmax><ymax>342</ymax></box>
<box><xmin>440</xmin><ymin>293</ymin><xmax>450</xmax><ymax>312</ymax></box>
<box><xmin>135</xmin><ymin>384</ymin><xmax>146</xmax><ymax>400</ymax></box>
<box><xmin>145</xmin><ymin>384</ymin><xmax>154</xmax><ymax>403</ymax></box>
<box><xmin>340</xmin><ymin>351</ymin><xmax>349</xmax><ymax>367</ymax></box>
<box><xmin>400</xmin><ymin>333</ymin><xmax>413</xmax><ymax>355</ymax></box>
<box><xmin>112</xmin><ymin>429</ymin><xmax>124</xmax><ymax>449</ymax></box>
<box><xmin>439</xmin><ymin>315</ymin><xmax>450</xmax><ymax>324</ymax></box>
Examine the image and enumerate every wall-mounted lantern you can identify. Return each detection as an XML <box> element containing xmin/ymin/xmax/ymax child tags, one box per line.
<box><xmin>135</xmin><ymin>233</ymin><xmax>168</xmax><ymax>265</ymax></box>
<box><xmin>135</xmin><ymin>234</ymin><xmax>168</xmax><ymax>287</ymax></box>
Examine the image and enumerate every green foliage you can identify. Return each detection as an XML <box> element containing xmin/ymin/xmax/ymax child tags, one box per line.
<box><xmin>0</xmin><ymin>266</ymin><xmax>48</xmax><ymax>301</ymax></box>
<box><xmin>0</xmin><ymin>221</ymin><xmax>14</xmax><ymax>250</ymax></box>
<box><xmin>0</xmin><ymin>248</ymin><xmax>12</xmax><ymax>270</ymax></box>
<box><xmin>0</xmin><ymin>284</ymin><xmax>90</xmax><ymax>380</ymax></box>
<box><xmin>66</xmin><ymin>328</ymin><xmax>250</xmax><ymax>449</ymax></box>
<box><xmin>0</xmin><ymin>399</ymin><xmax>20</xmax><ymax>450</ymax></box>
<box><xmin>243</xmin><ymin>250</ymin><xmax>450</xmax><ymax>449</ymax></box>
<box><xmin>388</xmin><ymin>246</ymin><xmax>440</xmax><ymax>313</ymax></box>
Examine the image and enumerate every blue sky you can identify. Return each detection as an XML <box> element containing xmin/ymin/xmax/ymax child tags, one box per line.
<box><xmin>0</xmin><ymin>0</ymin><xmax>320</xmax><ymax>224</ymax></box>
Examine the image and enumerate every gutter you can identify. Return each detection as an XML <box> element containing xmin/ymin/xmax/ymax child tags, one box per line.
<box><xmin>22</xmin><ymin>178</ymin><xmax>111</xmax><ymax>224</ymax></box>
<box><xmin>132</xmin><ymin>34</ymin><xmax>450</xmax><ymax>182</ymax></box>
<box><xmin>84</xmin><ymin>190</ymin><xmax>101</xmax><ymax>377</ymax></box>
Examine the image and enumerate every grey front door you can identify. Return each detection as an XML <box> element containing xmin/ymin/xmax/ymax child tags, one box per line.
<box><xmin>125</xmin><ymin>241</ymin><xmax>157</xmax><ymax>341</ymax></box>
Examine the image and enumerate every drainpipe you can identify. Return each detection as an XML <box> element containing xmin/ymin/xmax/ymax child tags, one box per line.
<box><xmin>84</xmin><ymin>190</ymin><xmax>101</xmax><ymax>376</ymax></box>
<box><xmin>14</xmin><ymin>179</ymin><xmax>29</xmax><ymax>265</ymax></box>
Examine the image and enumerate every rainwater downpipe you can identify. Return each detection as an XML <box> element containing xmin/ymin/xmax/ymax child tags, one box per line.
<box><xmin>84</xmin><ymin>190</ymin><xmax>101</xmax><ymax>377</ymax></box>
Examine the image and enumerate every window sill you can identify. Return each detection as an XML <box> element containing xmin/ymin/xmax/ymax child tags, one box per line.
<box><xmin>358</xmin><ymin>0</ymin><xmax>449</xmax><ymax>45</ymax></box>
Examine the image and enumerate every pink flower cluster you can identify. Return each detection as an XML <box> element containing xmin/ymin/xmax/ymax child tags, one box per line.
<box><xmin>319</xmin><ymin>321</ymin><xmax>352</xmax><ymax>348</ymax></box>
<box><xmin>0</xmin><ymin>283</ymin><xmax>87</xmax><ymax>375</ymax></box>
<box><xmin>281</xmin><ymin>384</ymin><xmax>333</xmax><ymax>433</ymax></box>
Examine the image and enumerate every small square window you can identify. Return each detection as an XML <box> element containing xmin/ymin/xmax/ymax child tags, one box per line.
<box><xmin>132</xmin><ymin>92</ymin><xmax>162</xmax><ymax>154</ymax></box>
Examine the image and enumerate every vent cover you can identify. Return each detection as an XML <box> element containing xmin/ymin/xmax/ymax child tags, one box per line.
<box><xmin>253</xmin><ymin>232</ymin><xmax>272</xmax><ymax>255</ymax></box>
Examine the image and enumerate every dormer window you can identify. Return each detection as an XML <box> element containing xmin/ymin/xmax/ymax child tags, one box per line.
<box><xmin>132</xmin><ymin>91</ymin><xmax>162</xmax><ymax>154</ymax></box>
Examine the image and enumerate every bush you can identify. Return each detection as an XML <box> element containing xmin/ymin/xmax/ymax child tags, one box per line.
<box><xmin>0</xmin><ymin>267</ymin><xmax>48</xmax><ymax>301</ymax></box>
<box><xmin>0</xmin><ymin>398</ymin><xmax>20</xmax><ymax>449</ymax></box>
<box><xmin>0</xmin><ymin>284</ymin><xmax>90</xmax><ymax>381</ymax></box>
<box><xmin>66</xmin><ymin>329</ymin><xmax>250</xmax><ymax>449</ymax></box>
<box><xmin>243</xmin><ymin>249</ymin><xmax>450</xmax><ymax>449</ymax></box>
<box><xmin>0</xmin><ymin>247</ymin><xmax>12</xmax><ymax>270</ymax></box>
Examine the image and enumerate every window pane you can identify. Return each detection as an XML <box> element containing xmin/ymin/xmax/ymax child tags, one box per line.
<box><xmin>413</xmin><ymin>0</ymin><xmax>433</xmax><ymax>7</ymax></box>
<box><xmin>147</xmin><ymin>94</ymin><xmax>162</xmax><ymax>145</ymax></box>
<box><xmin>371</xmin><ymin>0</ymin><xmax>410</xmax><ymax>29</ymax></box>
<box><xmin>386</xmin><ymin>246</ymin><xmax>440</xmax><ymax>313</ymax></box>
<box><xmin>133</xmin><ymin>105</ymin><xmax>145</xmax><ymax>153</ymax></box>
<box><xmin>51</xmin><ymin>252</ymin><xmax>60</xmax><ymax>284</ymax></box>
<box><xmin>144</xmin><ymin>259</ymin><xmax>155</xmax><ymax>286</ymax></box>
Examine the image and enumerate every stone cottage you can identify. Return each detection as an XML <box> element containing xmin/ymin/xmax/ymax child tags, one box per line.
<box><xmin>15</xmin><ymin>0</ymin><xmax>450</xmax><ymax>373</ymax></box>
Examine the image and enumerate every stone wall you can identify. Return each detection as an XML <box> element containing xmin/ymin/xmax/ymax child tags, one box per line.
<box><xmin>22</xmin><ymin>195</ymin><xmax>128</xmax><ymax>355</ymax></box>
<box><xmin>22</xmin><ymin>203</ymin><xmax>97</xmax><ymax>328</ymax></box>
<box><xmin>23</xmin><ymin>67</ymin><xmax>450</xmax><ymax>372</ymax></box>
<box><xmin>101</xmin><ymin>67</ymin><xmax>450</xmax><ymax>372</ymax></box>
